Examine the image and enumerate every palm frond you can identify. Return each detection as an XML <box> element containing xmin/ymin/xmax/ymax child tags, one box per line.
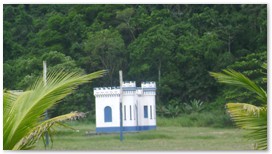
<box><xmin>210</xmin><ymin>69</ymin><xmax>267</xmax><ymax>104</ymax></box>
<box><xmin>3</xmin><ymin>91</ymin><xmax>18</xmax><ymax>123</ymax></box>
<box><xmin>4</xmin><ymin>69</ymin><xmax>106</xmax><ymax>150</ymax></box>
<box><xmin>211</xmin><ymin>68</ymin><xmax>267</xmax><ymax>150</ymax></box>
<box><xmin>226</xmin><ymin>103</ymin><xmax>267</xmax><ymax>150</ymax></box>
<box><xmin>13</xmin><ymin>112</ymin><xmax>86</xmax><ymax>150</ymax></box>
<box><xmin>3</xmin><ymin>91</ymin><xmax>33</xmax><ymax>149</ymax></box>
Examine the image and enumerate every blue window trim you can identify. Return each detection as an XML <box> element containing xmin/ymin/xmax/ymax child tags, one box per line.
<box><xmin>130</xmin><ymin>105</ymin><xmax>132</xmax><ymax>120</ymax></box>
<box><xmin>124</xmin><ymin>105</ymin><xmax>126</xmax><ymax>120</ymax></box>
<box><xmin>150</xmin><ymin>105</ymin><xmax>152</xmax><ymax>119</ymax></box>
<box><xmin>144</xmin><ymin>105</ymin><xmax>148</xmax><ymax>118</ymax></box>
<box><xmin>104</xmin><ymin>106</ymin><xmax>112</xmax><ymax>122</ymax></box>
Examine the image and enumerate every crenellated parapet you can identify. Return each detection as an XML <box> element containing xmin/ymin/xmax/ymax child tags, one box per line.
<box><xmin>93</xmin><ymin>87</ymin><xmax>120</xmax><ymax>97</ymax></box>
<box><xmin>122</xmin><ymin>81</ymin><xmax>136</xmax><ymax>91</ymax></box>
<box><xmin>122</xmin><ymin>81</ymin><xmax>136</xmax><ymax>87</ymax></box>
<box><xmin>141</xmin><ymin>81</ymin><xmax>156</xmax><ymax>95</ymax></box>
<box><xmin>94</xmin><ymin>81</ymin><xmax>156</xmax><ymax>97</ymax></box>
<box><xmin>141</xmin><ymin>81</ymin><xmax>156</xmax><ymax>88</ymax></box>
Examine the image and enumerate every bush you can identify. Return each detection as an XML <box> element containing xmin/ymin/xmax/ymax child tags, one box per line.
<box><xmin>156</xmin><ymin>99</ymin><xmax>206</xmax><ymax>118</ymax></box>
<box><xmin>181</xmin><ymin>99</ymin><xmax>206</xmax><ymax>114</ymax></box>
<box><xmin>157</xmin><ymin>110</ymin><xmax>234</xmax><ymax>128</ymax></box>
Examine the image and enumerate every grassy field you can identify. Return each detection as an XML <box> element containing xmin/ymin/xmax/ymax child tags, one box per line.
<box><xmin>33</xmin><ymin>121</ymin><xmax>253</xmax><ymax>151</ymax></box>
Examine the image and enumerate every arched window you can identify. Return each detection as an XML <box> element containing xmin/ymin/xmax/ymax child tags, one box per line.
<box><xmin>104</xmin><ymin>106</ymin><xmax>112</xmax><ymax>122</ymax></box>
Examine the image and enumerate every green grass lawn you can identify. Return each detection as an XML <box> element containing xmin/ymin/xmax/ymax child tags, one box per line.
<box><xmin>33</xmin><ymin>121</ymin><xmax>253</xmax><ymax>150</ymax></box>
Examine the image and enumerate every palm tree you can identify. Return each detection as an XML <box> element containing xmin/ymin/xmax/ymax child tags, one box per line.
<box><xmin>3</xmin><ymin>69</ymin><xmax>106</xmax><ymax>150</ymax></box>
<box><xmin>210</xmin><ymin>69</ymin><xmax>267</xmax><ymax>150</ymax></box>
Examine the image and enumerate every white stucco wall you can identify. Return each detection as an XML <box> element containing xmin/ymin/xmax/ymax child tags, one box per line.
<box><xmin>95</xmin><ymin>95</ymin><xmax>120</xmax><ymax>128</ymax></box>
<box><xmin>136</xmin><ymin>91</ymin><xmax>156</xmax><ymax>126</ymax></box>
<box><xmin>122</xmin><ymin>91</ymin><xmax>137</xmax><ymax>127</ymax></box>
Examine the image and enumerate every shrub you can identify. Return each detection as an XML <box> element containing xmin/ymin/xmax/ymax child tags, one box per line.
<box><xmin>157</xmin><ymin>110</ymin><xmax>234</xmax><ymax>128</ymax></box>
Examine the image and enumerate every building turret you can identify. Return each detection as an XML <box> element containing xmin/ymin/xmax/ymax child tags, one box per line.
<box><xmin>141</xmin><ymin>81</ymin><xmax>156</xmax><ymax>95</ymax></box>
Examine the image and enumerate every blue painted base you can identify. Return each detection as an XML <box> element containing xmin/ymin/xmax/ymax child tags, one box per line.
<box><xmin>96</xmin><ymin>125</ymin><xmax>156</xmax><ymax>133</ymax></box>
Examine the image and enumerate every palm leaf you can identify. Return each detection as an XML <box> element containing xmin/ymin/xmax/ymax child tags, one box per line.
<box><xmin>209</xmin><ymin>69</ymin><xmax>267</xmax><ymax>104</ymax></box>
<box><xmin>13</xmin><ymin>112</ymin><xmax>86</xmax><ymax>150</ymax></box>
<box><xmin>210</xmin><ymin>68</ymin><xmax>267</xmax><ymax>150</ymax></box>
<box><xmin>226</xmin><ymin>103</ymin><xmax>267</xmax><ymax>150</ymax></box>
<box><xmin>3</xmin><ymin>91</ymin><xmax>18</xmax><ymax>127</ymax></box>
<box><xmin>4</xmin><ymin>69</ymin><xmax>106</xmax><ymax>150</ymax></box>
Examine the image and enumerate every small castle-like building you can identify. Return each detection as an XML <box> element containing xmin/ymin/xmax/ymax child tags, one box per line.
<box><xmin>94</xmin><ymin>81</ymin><xmax>156</xmax><ymax>133</ymax></box>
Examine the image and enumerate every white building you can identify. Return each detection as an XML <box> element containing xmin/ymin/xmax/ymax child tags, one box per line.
<box><xmin>94</xmin><ymin>81</ymin><xmax>156</xmax><ymax>133</ymax></box>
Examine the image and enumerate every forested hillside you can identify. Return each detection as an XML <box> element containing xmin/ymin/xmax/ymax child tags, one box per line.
<box><xmin>3</xmin><ymin>4</ymin><xmax>267</xmax><ymax>122</ymax></box>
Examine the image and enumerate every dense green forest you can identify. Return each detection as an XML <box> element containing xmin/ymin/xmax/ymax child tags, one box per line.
<box><xmin>3</xmin><ymin>4</ymin><xmax>267</xmax><ymax>126</ymax></box>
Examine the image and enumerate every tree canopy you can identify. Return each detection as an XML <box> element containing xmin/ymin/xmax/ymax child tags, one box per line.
<box><xmin>3</xmin><ymin>4</ymin><xmax>267</xmax><ymax>117</ymax></box>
